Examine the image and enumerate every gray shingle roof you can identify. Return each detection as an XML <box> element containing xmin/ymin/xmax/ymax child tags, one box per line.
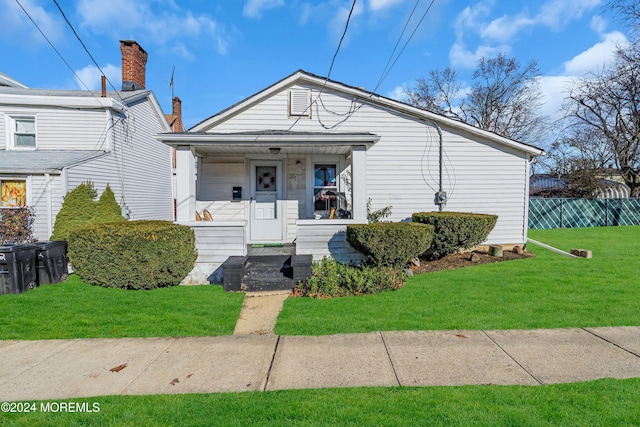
<box><xmin>0</xmin><ymin>150</ymin><xmax>107</xmax><ymax>174</ymax></box>
<box><xmin>0</xmin><ymin>85</ymin><xmax>148</xmax><ymax>101</ymax></box>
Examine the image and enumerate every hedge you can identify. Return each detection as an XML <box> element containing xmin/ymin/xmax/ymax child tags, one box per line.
<box><xmin>412</xmin><ymin>211</ymin><xmax>498</xmax><ymax>258</ymax></box>
<box><xmin>346</xmin><ymin>222</ymin><xmax>434</xmax><ymax>268</ymax></box>
<box><xmin>68</xmin><ymin>220</ymin><xmax>197</xmax><ymax>290</ymax></box>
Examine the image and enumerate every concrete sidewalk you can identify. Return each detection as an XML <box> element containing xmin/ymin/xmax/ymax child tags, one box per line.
<box><xmin>1</xmin><ymin>327</ymin><xmax>640</xmax><ymax>401</ymax></box>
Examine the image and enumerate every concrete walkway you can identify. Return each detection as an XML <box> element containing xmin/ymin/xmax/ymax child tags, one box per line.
<box><xmin>1</xmin><ymin>326</ymin><xmax>640</xmax><ymax>401</ymax></box>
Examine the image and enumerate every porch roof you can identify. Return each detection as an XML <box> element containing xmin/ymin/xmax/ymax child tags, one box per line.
<box><xmin>158</xmin><ymin>130</ymin><xmax>380</xmax><ymax>155</ymax></box>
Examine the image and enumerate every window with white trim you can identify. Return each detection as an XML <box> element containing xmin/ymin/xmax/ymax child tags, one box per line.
<box><xmin>10</xmin><ymin>116</ymin><xmax>36</xmax><ymax>149</ymax></box>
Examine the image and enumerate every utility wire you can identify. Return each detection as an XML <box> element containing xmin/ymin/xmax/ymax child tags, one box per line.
<box><xmin>327</xmin><ymin>0</ymin><xmax>358</xmax><ymax>80</ymax></box>
<box><xmin>288</xmin><ymin>0</ymin><xmax>358</xmax><ymax>131</ymax></box>
<box><xmin>373</xmin><ymin>0</ymin><xmax>420</xmax><ymax>93</ymax></box>
<box><xmin>375</xmin><ymin>0</ymin><xmax>436</xmax><ymax>91</ymax></box>
<box><xmin>52</xmin><ymin>0</ymin><xmax>126</xmax><ymax>104</ymax></box>
<box><xmin>14</xmin><ymin>0</ymin><xmax>94</xmax><ymax>93</ymax></box>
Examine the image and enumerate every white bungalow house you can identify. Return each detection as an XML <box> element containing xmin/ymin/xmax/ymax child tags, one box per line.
<box><xmin>0</xmin><ymin>41</ymin><xmax>173</xmax><ymax>241</ymax></box>
<box><xmin>159</xmin><ymin>70</ymin><xmax>544</xmax><ymax>283</ymax></box>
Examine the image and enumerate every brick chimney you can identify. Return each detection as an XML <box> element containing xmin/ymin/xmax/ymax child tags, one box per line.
<box><xmin>120</xmin><ymin>40</ymin><xmax>147</xmax><ymax>91</ymax></box>
<box><xmin>171</xmin><ymin>97</ymin><xmax>183</xmax><ymax>132</ymax></box>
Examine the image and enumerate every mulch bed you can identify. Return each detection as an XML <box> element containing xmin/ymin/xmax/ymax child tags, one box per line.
<box><xmin>410</xmin><ymin>249</ymin><xmax>535</xmax><ymax>274</ymax></box>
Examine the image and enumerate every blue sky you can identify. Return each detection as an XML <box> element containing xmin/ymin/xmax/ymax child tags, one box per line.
<box><xmin>0</xmin><ymin>0</ymin><xmax>629</xmax><ymax>134</ymax></box>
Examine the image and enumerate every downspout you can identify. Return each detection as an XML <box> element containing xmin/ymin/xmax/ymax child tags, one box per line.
<box><xmin>427</xmin><ymin>121</ymin><xmax>447</xmax><ymax>211</ymax></box>
<box><xmin>45</xmin><ymin>173</ymin><xmax>53</xmax><ymax>238</ymax></box>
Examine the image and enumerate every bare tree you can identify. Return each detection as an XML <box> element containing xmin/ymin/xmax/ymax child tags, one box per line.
<box><xmin>405</xmin><ymin>53</ymin><xmax>548</xmax><ymax>145</ymax></box>
<box><xmin>605</xmin><ymin>0</ymin><xmax>640</xmax><ymax>32</ymax></box>
<box><xmin>565</xmin><ymin>42</ymin><xmax>640</xmax><ymax>195</ymax></box>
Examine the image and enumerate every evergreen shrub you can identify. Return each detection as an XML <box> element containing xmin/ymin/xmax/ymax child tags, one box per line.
<box><xmin>68</xmin><ymin>220</ymin><xmax>197</xmax><ymax>290</ymax></box>
<box><xmin>411</xmin><ymin>211</ymin><xmax>498</xmax><ymax>258</ymax></box>
<box><xmin>51</xmin><ymin>182</ymin><xmax>124</xmax><ymax>241</ymax></box>
<box><xmin>346</xmin><ymin>222</ymin><xmax>434</xmax><ymax>267</ymax></box>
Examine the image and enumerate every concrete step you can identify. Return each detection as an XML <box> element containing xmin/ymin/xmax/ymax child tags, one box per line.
<box><xmin>222</xmin><ymin>254</ymin><xmax>312</xmax><ymax>293</ymax></box>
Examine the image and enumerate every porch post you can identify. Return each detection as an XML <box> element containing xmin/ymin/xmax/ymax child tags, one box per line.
<box><xmin>175</xmin><ymin>145</ymin><xmax>196</xmax><ymax>222</ymax></box>
<box><xmin>351</xmin><ymin>145</ymin><xmax>367</xmax><ymax>222</ymax></box>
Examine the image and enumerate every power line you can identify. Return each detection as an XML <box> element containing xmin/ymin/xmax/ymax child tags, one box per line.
<box><xmin>288</xmin><ymin>0</ymin><xmax>358</xmax><ymax>131</ymax></box>
<box><xmin>374</xmin><ymin>0</ymin><xmax>436</xmax><ymax>92</ymax></box>
<box><xmin>51</xmin><ymin>0</ymin><xmax>126</xmax><ymax>104</ymax></box>
<box><xmin>14</xmin><ymin>0</ymin><xmax>94</xmax><ymax>93</ymax></box>
<box><xmin>327</xmin><ymin>0</ymin><xmax>358</xmax><ymax>80</ymax></box>
<box><xmin>374</xmin><ymin>0</ymin><xmax>421</xmax><ymax>93</ymax></box>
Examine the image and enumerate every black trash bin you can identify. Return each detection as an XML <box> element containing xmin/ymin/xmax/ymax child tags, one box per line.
<box><xmin>35</xmin><ymin>241</ymin><xmax>69</xmax><ymax>285</ymax></box>
<box><xmin>0</xmin><ymin>244</ymin><xmax>38</xmax><ymax>295</ymax></box>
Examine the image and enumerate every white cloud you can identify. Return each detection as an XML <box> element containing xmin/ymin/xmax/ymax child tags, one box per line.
<box><xmin>449</xmin><ymin>42</ymin><xmax>510</xmax><ymax>68</ymax></box>
<box><xmin>480</xmin><ymin>14</ymin><xmax>535</xmax><ymax>42</ymax></box>
<box><xmin>539</xmin><ymin>30</ymin><xmax>627</xmax><ymax>125</ymax></box>
<box><xmin>76</xmin><ymin>0</ymin><xmax>229</xmax><ymax>55</ymax></box>
<box><xmin>243</xmin><ymin>0</ymin><xmax>285</xmax><ymax>19</ymax></box>
<box><xmin>369</xmin><ymin>0</ymin><xmax>405</xmax><ymax>12</ymax></box>
<box><xmin>536</xmin><ymin>0</ymin><xmax>601</xmax><ymax>30</ymax></box>
<box><xmin>0</xmin><ymin>0</ymin><xmax>64</xmax><ymax>46</ymax></box>
<box><xmin>590</xmin><ymin>15</ymin><xmax>607</xmax><ymax>33</ymax></box>
<box><xmin>74</xmin><ymin>63</ymin><xmax>120</xmax><ymax>91</ymax></box>
<box><xmin>387</xmin><ymin>84</ymin><xmax>407</xmax><ymax>101</ymax></box>
<box><xmin>454</xmin><ymin>2</ymin><xmax>493</xmax><ymax>40</ymax></box>
<box><xmin>453</xmin><ymin>0</ymin><xmax>602</xmax><ymax>58</ymax></box>
<box><xmin>328</xmin><ymin>1</ymin><xmax>364</xmax><ymax>40</ymax></box>
<box><xmin>562</xmin><ymin>30</ymin><xmax>626</xmax><ymax>75</ymax></box>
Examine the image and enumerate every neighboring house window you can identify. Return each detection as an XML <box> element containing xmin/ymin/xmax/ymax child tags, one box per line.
<box><xmin>10</xmin><ymin>116</ymin><xmax>36</xmax><ymax>149</ymax></box>
<box><xmin>313</xmin><ymin>163</ymin><xmax>337</xmax><ymax>217</ymax></box>
<box><xmin>289</xmin><ymin>89</ymin><xmax>311</xmax><ymax>118</ymax></box>
<box><xmin>1</xmin><ymin>179</ymin><xmax>27</xmax><ymax>207</ymax></box>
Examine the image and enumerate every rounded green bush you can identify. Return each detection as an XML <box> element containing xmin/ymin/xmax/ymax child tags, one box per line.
<box><xmin>346</xmin><ymin>222</ymin><xmax>434</xmax><ymax>268</ymax></box>
<box><xmin>412</xmin><ymin>211</ymin><xmax>498</xmax><ymax>258</ymax></box>
<box><xmin>68</xmin><ymin>220</ymin><xmax>197</xmax><ymax>290</ymax></box>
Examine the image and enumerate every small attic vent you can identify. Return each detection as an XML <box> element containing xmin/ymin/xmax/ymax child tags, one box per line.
<box><xmin>289</xmin><ymin>89</ymin><xmax>311</xmax><ymax>117</ymax></box>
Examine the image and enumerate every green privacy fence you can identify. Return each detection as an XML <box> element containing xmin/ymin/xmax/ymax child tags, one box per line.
<box><xmin>529</xmin><ymin>198</ymin><xmax>640</xmax><ymax>229</ymax></box>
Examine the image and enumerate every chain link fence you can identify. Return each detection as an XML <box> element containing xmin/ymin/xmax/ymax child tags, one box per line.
<box><xmin>529</xmin><ymin>198</ymin><xmax>640</xmax><ymax>229</ymax></box>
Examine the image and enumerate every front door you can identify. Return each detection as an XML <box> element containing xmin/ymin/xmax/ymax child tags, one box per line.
<box><xmin>250</xmin><ymin>161</ymin><xmax>284</xmax><ymax>242</ymax></box>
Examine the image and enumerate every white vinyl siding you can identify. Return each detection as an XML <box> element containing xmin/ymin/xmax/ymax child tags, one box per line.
<box><xmin>0</xmin><ymin>114</ymin><xmax>5</xmax><ymax>150</ymax></box>
<box><xmin>198</xmin><ymin>158</ymin><xmax>245</xmax><ymax>201</ymax></box>
<box><xmin>185</xmin><ymin>223</ymin><xmax>246</xmax><ymax>284</ymax></box>
<box><xmin>29</xmin><ymin>173</ymin><xmax>63</xmax><ymax>240</ymax></box>
<box><xmin>66</xmin><ymin>99</ymin><xmax>173</xmax><ymax>221</ymax></box>
<box><xmin>0</xmin><ymin>106</ymin><xmax>108</xmax><ymax>150</ymax></box>
<box><xmin>295</xmin><ymin>221</ymin><xmax>366</xmax><ymax>263</ymax></box>
<box><xmin>209</xmin><ymin>83</ymin><xmax>531</xmax><ymax>245</ymax></box>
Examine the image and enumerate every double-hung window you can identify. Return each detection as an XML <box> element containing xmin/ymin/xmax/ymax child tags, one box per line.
<box><xmin>11</xmin><ymin>117</ymin><xmax>36</xmax><ymax>149</ymax></box>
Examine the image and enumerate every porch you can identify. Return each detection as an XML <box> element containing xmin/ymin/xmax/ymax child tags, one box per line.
<box><xmin>164</xmin><ymin>131</ymin><xmax>378</xmax><ymax>283</ymax></box>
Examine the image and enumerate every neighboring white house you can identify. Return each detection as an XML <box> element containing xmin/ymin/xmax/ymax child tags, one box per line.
<box><xmin>158</xmin><ymin>70</ymin><xmax>544</xmax><ymax>283</ymax></box>
<box><xmin>0</xmin><ymin>41</ymin><xmax>173</xmax><ymax>241</ymax></box>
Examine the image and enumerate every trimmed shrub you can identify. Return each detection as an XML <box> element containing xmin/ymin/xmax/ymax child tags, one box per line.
<box><xmin>51</xmin><ymin>182</ymin><xmax>96</xmax><ymax>241</ymax></box>
<box><xmin>412</xmin><ymin>211</ymin><xmax>498</xmax><ymax>258</ymax></box>
<box><xmin>94</xmin><ymin>184</ymin><xmax>125</xmax><ymax>223</ymax></box>
<box><xmin>294</xmin><ymin>257</ymin><xmax>407</xmax><ymax>298</ymax></box>
<box><xmin>52</xmin><ymin>182</ymin><xmax>125</xmax><ymax>241</ymax></box>
<box><xmin>346</xmin><ymin>222</ymin><xmax>434</xmax><ymax>268</ymax></box>
<box><xmin>68</xmin><ymin>220</ymin><xmax>197</xmax><ymax>290</ymax></box>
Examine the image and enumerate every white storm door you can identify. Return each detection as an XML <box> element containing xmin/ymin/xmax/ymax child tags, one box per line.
<box><xmin>250</xmin><ymin>161</ymin><xmax>284</xmax><ymax>242</ymax></box>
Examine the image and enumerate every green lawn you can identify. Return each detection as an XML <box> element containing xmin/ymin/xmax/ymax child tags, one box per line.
<box><xmin>276</xmin><ymin>226</ymin><xmax>640</xmax><ymax>335</ymax></box>
<box><xmin>2</xmin><ymin>379</ymin><xmax>639</xmax><ymax>426</ymax></box>
<box><xmin>0</xmin><ymin>275</ymin><xmax>244</xmax><ymax>340</ymax></box>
